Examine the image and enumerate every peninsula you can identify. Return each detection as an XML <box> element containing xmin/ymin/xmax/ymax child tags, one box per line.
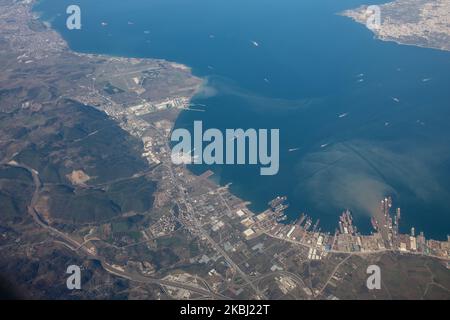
<box><xmin>341</xmin><ymin>0</ymin><xmax>450</xmax><ymax>51</ymax></box>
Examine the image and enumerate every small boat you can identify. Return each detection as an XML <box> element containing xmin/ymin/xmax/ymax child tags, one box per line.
<box><xmin>371</xmin><ymin>217</ymin><xmax>379</xmax><ymax>231</ymax></box>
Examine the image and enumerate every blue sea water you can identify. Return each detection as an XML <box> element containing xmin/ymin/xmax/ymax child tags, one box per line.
<box><xmin>35</xmin><ymin>0</ymin><xmax>450</xmax><ymax>239</ymax></box>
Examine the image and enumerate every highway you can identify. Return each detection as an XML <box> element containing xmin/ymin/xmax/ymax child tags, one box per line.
<box><xmin>155</xmin><ymin>124</ymin><xmax>268</xmax><ymax>299</ymax></box>
<box><xmin>6</xmin><ymin>161</ymin><xmax>230</xmax><ymax>300</ymax></box>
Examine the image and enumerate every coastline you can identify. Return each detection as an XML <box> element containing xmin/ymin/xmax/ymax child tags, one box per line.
<box><xmin>343</xmin><ymin>12</ymin><xmax>450</xmax><ymax>53</ymax></box>
<box><xmin>340</xmin><ymin>0</ymin><xmax>450</xmax><ymax>53</ymax></box>
<box><xmin>1</xmin><ymin>0</ymin><xmax>449</xmax><ymax>300</ymax></box>
<box><xmin>30</xmin><ymin>0</ymin><xmax>204</xmax><ymax>91</ymax></box>
<box><xmin>12</xmin><ymin>0</ymin><xmax>450</xmax><ymax>258</ymax></box>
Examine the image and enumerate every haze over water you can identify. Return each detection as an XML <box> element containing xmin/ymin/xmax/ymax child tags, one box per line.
<box><xmin>36</xmin><ymin>0</ymin><xmax>450</xmax><ymax>239</ymax></box>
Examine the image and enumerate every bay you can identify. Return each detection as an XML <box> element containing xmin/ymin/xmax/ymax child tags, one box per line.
<box><xmin>35</xmin><ymin>0</ymin><xmax>450</xmax><ymax>239</ymax></box>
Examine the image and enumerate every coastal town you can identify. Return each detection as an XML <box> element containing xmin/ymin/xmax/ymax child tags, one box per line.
<box><xmin>0</xmin><ymin>0</ymin><xmax>449</xmax><ymax>300</ymax></box>
<box><xmin>341</xmin><ymin>0</ymin><xmax>450</xmax><ymax>52</ymax></box>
